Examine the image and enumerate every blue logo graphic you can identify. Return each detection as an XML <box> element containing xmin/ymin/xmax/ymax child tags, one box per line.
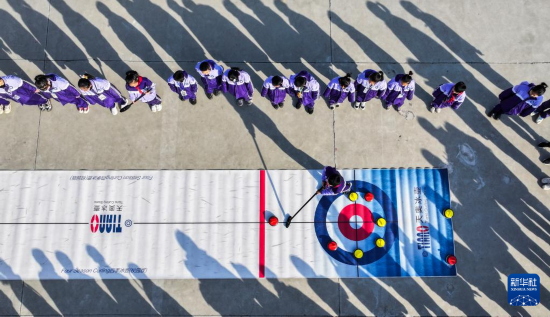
<box><xmin>508</xmin><ymin>274</ymin><xmax>539</xmax><ymax>306</ymax></box>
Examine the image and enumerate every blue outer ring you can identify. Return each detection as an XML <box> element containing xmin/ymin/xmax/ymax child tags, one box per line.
<box><xmin>314</xmin><ymin>180</ymin><xmax>398</xmax><ymax>265</ymax></box>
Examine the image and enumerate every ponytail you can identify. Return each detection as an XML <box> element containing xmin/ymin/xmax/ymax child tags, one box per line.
<box><xmin>80</xmin><ymin>73</ymin><xmax>95</xmax><ymax>80</ymax></box>
<box><xmin>531</xmin><ymin>82</ymin><xmax>548</xmax><ymax>96</ymax></box>
<box><xmin>401</xmin><ymin>71</ymin><xmax>414</xmax><ymax>84</ymax></box>
<box><xmin>339</xmin><ymin>73</ymin><xmax>352</xmax><ymax>87</ymax></box>
<box><xmin>368</xmin><ymin>70</ymin><xmax>384</xmax><ymax>83</ymax></box>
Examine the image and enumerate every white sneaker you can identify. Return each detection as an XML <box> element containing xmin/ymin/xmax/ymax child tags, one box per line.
<box><xmin>335</xmin><ymin>103</ymin><xmax>341</xmax><ymax>108</ymax></box>
<box><xmin>4</xmin><ymin>103</ymin><xmax>11</xmax><ymax>114</ymax></box>
<box><xmin>329</xmin><ymin>104</ymin><xmax>335</xmax><ymax>110</ymax></box>
<box><xmin>157</xmin><ymin>104</ymin><xmax>163</xmax><ymax>112</ymax></box>
<box><xmin>84</xmin><ymin>107</ymin><xmax>89</xmax><ymax>114</ymax></box>
<box><xmin>121</xmin><ymin>98</ymin><xmax>129</xmax><ymax>107</ymax></box>
<box><xmin>541</xmin><ymin>178</ymin><xmax>550</xmax><ymax>184</ymax></box>
<box><xmin>353</xmin><ymin>102</ymin><xmax>359</xmax><ymax>109</ymax></box>
<box><xmin>543</xmin><ymin>184</ymin><xmax>550</xmax><ymax>190</ymax></box>
<box><xmin>151</xmin><ymin>105</ymin><xmax>157</xmax><ymax>112</ymax></box>
<box><xmin>430</xmin><ymin>106</ymin><xmax>436</xmax><ymax>113</ymax></box>
<box><xmin>79</xmin><ymin>108</ymin><xmax>84</xmax><ymax>113</ymax></box>
<box><xmin>531</xmin><ymin>111</ymin><xmax>537</xmax><ymax>117</ymax></box>
<box><xmin>0</xmin><ymin>106</ymin><xmax>4</xmax><ymax>114</ymax></box>
<box><xmin>111</xmin><ymin>107</ymin><xmax>118</xmax><ymax>115</ymax></box>
<box><xmin>436</xmin><ymin>107</ymin><xmax>442</xmax><ymax>113</ymax></box>
<box><xmin>536</xmin><ymin>116</ymin><xmax>544</xmax><ymax>124</ymax></box>
<box><xmin>360</xmin><ymin>102</ymin><xmax>366</xmax><ymax>110</ymax></box>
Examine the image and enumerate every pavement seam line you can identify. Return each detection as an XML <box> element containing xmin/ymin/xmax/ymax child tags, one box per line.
<box><xmin>33</xmin><ymin>0</ymin><xmax>52</xmax><ymax>171</ymax></box>
<box><xmin>19</xmin><ymin>281</ymin><xmax>24</xmax><ymax>315</ymax></box>
<box><xmin>3</xmin><ymin>57</ymin><xmax>550</xmax><ymax>65</ymax></box>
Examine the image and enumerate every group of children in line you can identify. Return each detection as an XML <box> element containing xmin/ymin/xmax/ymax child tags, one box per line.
<box><xmin>1</xmin><ymin>59</ymin><xmax>549</xmax><ymax>124</ymax></box>
<box><xmin>0</xmin><ymin>59</ymin><xmax>463</xmax><ymax>116</ymax></box>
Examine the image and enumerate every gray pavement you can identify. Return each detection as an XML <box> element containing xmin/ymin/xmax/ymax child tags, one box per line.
<box><xmin>0</xmin><ymin>0</ymin><xmax>549</xmax><ymax>315</ymax></box>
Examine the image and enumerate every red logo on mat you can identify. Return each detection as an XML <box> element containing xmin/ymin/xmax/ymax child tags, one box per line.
<box><xmin>90</xmin><ymin>214</ymin><xmax>99</xmax><ymax>232</ymax></box>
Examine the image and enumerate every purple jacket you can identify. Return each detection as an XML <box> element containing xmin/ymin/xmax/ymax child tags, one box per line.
<box><xmin>222</xmin><ymin>70</ymin><xmax>253</xmax><ymax>100</ymax></box>
<box><xmin>495</xmin><ymin>82</ymin><xmax>543</xmax><ymax>117</ymax></box>
<box><xmin>289</xmin><ymin>71</ymin><xmax>320</xmax><ymax>108</ymax></box>
<box><xmin>195</xmin><ymin>60</ymin><xmax>224</xmax><ymax>93</ymax></box>
<box><xmin>261</xmin><ymin>76</ymin><xmax>290</xmax><ymax>104</ymax></box>
<box><xmin>79</xmin><ymin>77</ymin><xmax>125</xmax><ymax>107</ymax></box>
<box><xmin>355</xmin><ymin>70</ymin><xmax>387</xmax><ymax>102</ymax></box>
<box><xmin>40</xmin><ymin>74</ymin><xmax>88</xmax><ymax>107</ymax></box>
<box><xmin>431</xmin><ymin>83</ymin><xmax>466</xmax><ymax>109</ymax></box>
<box><xmin>125</xmin><ymin>76</ymin><xmax>158</xmax><ymax>103</ymax></box>
<box><xmin>167</xmin><ymin>71</ymin><xmax>198</xmax><ymax>100</ymax></box>
<box><xmin>323</xmin><ymin>77</ymin><xmax>356</xmax><ymax>104</ymax></box>
<box><xmin>382</xmin><ymin>74</ymin><xmax>415</xmax><ymax>107</ymax></box>
<box><xmin>0</xmin><ymin>75</ymin><xmax>47</xmax><ymax>106</ymax></box>
<box><xmin>320</xmin><ymin>166</ymin><xmax>346</xmax><ymax>195</ymax></box>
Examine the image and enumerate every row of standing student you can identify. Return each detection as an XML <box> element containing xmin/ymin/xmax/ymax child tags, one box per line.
<box><xmin>0</xmin><ymin>58</ymin><xmax>547</xmax><ymax>122</ymax></box>
<box><xmin>0</xmin><ymin>60</ymin><xmax>465</xmax><ymax>116</ymax></box>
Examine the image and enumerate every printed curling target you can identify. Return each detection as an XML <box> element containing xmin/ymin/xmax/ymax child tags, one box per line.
<box><xmin>314</xmin><ymin>180</ymin><xmax>398</xmax><ymax>266</ymax></box>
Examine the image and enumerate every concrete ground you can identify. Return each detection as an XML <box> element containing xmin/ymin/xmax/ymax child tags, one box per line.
<box><xmin>0</xmin><ymin>0</ymin><xmax>549</xmax><ymax>315</ymax></box>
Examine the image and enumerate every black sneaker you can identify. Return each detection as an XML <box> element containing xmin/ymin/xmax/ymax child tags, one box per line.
<box><xmin>213</xmin><ymin>90</ymin><xmax>221</xmax><ymax>96</ymax></box>
<box><xmin>179</xmin><ymin>95</ymin><xmax>185</xmax><ymax>101</ymax></box>
<box><xmin>543</xmin><ymin>158</ymin><xmax>550</xmax><ymax>165</ymax></box>
<box><xmin>538</xmin><ymin>142</ymin><xmax>550</xmax><ymax>148</ymax></box>
<box><xmin>38</xmin><ymin>104</ymin><xmax>46</xmax><ymax>111</ymax></box>
<box><xmin>245</xmin><ymin>99</ymin><xmax>253</xmax><ymax>106</ymax></box>
<box><xmin>295</xmin><ymin>100</ymin><xmax>302</xmax><ymax>109</ymax></box>
<box><xmin>190</xmin><ymin>99</ymin><xmax>197</xmax><ymax>105</ymax></box>
<box><xmin>487</xmin><ymin>110</ymin><xmax>494</xmax><ymax>117</ymax></box>
<box><xmin>493</xmin><ymin>113</ymin><xmax>501</xmax><ymax>120</ymax></box>
<box><xmin>206</xmin><ymin>93</ymin><xmax>213</xmax><ymax>100</ymax></box>
<box><xmin>272</xmin><ymin>103</ymin><xmax>279</xmax><ymax>109</ymax></box>
<box><xmin>306</xmin><ymin>107</ymin><xmax>314</xmax><ymax>114</ymax></box>
<box><xmin>278</xmin><ymin>102</ymin><xmax>284</xmax><ymax>108</ymax></box>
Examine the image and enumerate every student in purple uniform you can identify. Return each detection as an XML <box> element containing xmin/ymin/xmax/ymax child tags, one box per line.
<box><xmin>167</xmin><ymin>70</ymin><xmax>198</xmax><ymax>105</ymax></box>
<box><xmin>222</xmin><ymin>67</ymin><xmax>254</xmax><ymax>107</ymax></box>
<box><xmin>323</xmin><ymin>73</ymin><xmax>356</xmax><ymax>110</ymax></box>
<box><xmin>430</xmin><ymin>81</ymin><xmax>467</xmax><ymax>113</ymax></box>
<box><xmin>34</xmin><ymin>73</ymin><xmax>89</xmax><ymax>113</ymax></box>
<box><xmin>289</xmin><ymin>71</ymin><xmax>319</xmax><ymax>114</ymax></box>
<box><xmin>261</xmin><ymin>75</ymin><xmax>290</xmax><ymax>109</ymax></box>
<box><xmin>382</xmin><ymin>71</ymin><xmax>415</xmax><ymax>111</ymax></box>
<box><xmin>487</xmin><ymin>82</ymin><xmax>546</xmax><ymax>121</ymax></box>
<box><xmin>354</xmin><ymin>70</ymin><xmax>386</xmax><ymax>110</ymax></box>
<box><xmin>124</xmin><ymin>70</ymin><xmax>162</xmax><ymax>112</ymax></box>
<box><xmin>77</xmin><ymin>73</ymin><xmax>128</xmax><ymax>115</ymax></box>
<box><xmin>316</xmin><ymin>166</ymin><xmax>352</xmax><ymax>196</ymax></box>
<box><xmin>0</xmin><ymin>75</ymin><xmax>49</xmax><ymax>114</ymax></box>
<box><xmin>195</xmin><ymin>60</ymin><xmax>224</xmax><ymax>99</ymax></box>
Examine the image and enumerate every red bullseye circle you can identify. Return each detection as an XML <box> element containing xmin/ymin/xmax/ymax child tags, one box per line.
<box><xmin>338</xmin><ymin>204</ymin><xmax>375</xmax><ymax>241</ymax></box>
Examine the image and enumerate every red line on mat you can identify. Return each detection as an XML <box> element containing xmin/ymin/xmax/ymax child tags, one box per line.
<box><xmin>259</xmin><ymin>170</ymin><xmax>266</xmax><ymax>278</ymax></box>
